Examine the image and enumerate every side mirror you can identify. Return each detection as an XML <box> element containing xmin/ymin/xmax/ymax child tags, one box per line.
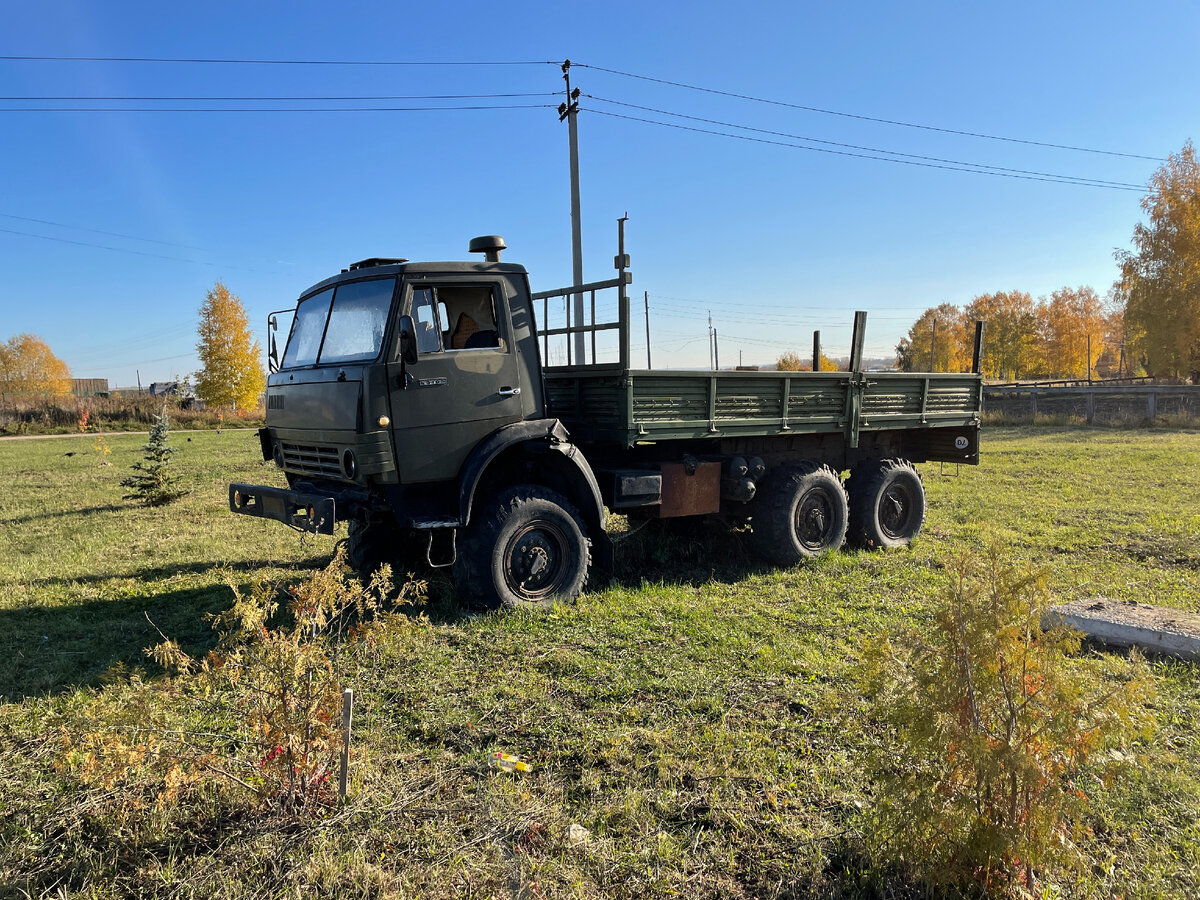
<box><xmin>398</xmin><ymin>315</ymin><xmax>419</xmax><ymax>365</ymax></box>
<box><xmin>268</xmin><ymin>315</ymin><xmax>280</xmax><ymax>374</ymax></box>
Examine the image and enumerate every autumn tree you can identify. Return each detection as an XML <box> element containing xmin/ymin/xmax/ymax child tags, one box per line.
<box><xmin>776</xmin><ymin>349</ymin><xmax>839</xmax><ymax>371</ymax></box>
<box><xmin>1117</xmin><ymin>141</ymin><xmax>1200</xmax><ymax>381</ymax></box>
<box><xmin>1094</xmin><ymin>287</ymin><xmax>1130</xmax><ymax>378</ymax></box>
<box><xmin>1037</xmin><ymin>286</ymin><xmax>1107</xmax><ymax>379</ymax></box>
<box><xmin>895</xmin><ymin>303</ymin><xmax>969</xmax><ymax>372</ymax></box>
<box><xmin>195</xmin><ymin>282</ymin><xmax>266</xmax><ymax>410</ymax></box>
<box><xmin>962</xmin><ymin>291</ymin><xmax>1039</xmax><ymax>380</ymax></box>
<box><xmin>0</xmin><ymin>333</ymin><xmax>72</xmax><ymax>396</ymax></box>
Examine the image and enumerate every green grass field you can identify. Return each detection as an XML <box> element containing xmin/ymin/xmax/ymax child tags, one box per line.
<box><xmin>1</xmin><ymin>426</ymin><xmax>1198</xmax><ymax>898</ymax></box>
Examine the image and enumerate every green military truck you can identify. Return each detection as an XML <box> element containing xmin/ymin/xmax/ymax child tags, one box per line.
<box><xmin>230</xmin><ymin>225</ymin><xmax>983</xmax><ymax>607</ymax></box>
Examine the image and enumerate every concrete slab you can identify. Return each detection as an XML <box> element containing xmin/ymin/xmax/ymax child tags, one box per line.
<box><xmin>1045</xmin><ymin>598</ymin><xmax>1200</xmax><ymax>662</ymax></box>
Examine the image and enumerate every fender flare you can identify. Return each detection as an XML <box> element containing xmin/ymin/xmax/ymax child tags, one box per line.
<box><xmin>457</xmin><ymin>419</ymin><xmax>606</xmax><ymax>536</ymax></box>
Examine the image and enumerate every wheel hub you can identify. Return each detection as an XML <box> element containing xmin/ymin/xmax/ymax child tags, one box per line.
<box><xmin>517</xmin><ymin>542</ymin><xmax>551</xmax><ymax>579</ymax></box>
<box><xmin>505</xmin><ymin>524</ymin><xmax>567</xmax><ymax>599</ymax></box>
<box><xmin>796</xmin><ymin>492</ymin><xmax>834</xmax><ymax>550</ymax></box>
<box><xmin>880</xmin><ymin>486</ymin><xmax>911</xmax><ymax>538</ymax></box>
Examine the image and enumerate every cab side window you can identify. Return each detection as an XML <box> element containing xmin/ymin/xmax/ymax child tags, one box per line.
<box><xmin>410</xmin><ymin>287</ymin><xmax>443</xmax><ymax>353</ymax></box>
<box><xmin>407</xmin><ymin>283</ymin><xmax>503</xmax><ymax>355</ymax></box>
<box><xmin>441</xmin><ymin>285</ymin><xmax>501</xmax><ymax>350</ymax></box>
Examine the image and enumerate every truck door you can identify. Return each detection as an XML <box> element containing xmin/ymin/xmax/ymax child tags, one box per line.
<box><xmin>386</xmin><ymin>277</ymin><xmax>525</xmax><ymax>484</ymax></box>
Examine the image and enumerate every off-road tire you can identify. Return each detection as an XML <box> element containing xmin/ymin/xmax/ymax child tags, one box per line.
<box><xmin>346</xmin><ymin>518</ymin><xmax>398</xmax><ymax>579</ymax></box>
<box><xmin>454</xmin><ymin>486</ymin><xmax>590</xmax><ymax>609</ymax></box>
<box><xmin>750</xmin><ymin>461</ymin><xmax>849</xmax><ymax>565</ymax></box>
<box><xmin>845</xmin><ymin>458</ymin><xmax>925</xmax><ymax>549</ymax></box>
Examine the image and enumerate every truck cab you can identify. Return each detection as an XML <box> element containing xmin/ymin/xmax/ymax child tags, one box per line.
<box><xmin>231</xmin><ymin>236</ymin><xmax>609</xmax><ymax>608</ymax></box>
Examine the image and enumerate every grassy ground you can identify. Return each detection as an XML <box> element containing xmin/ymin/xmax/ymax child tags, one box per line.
<box><xmin>1</xmin><ymin>426</ymin><xmax>1198</xmax><ymax>898</ymax></box>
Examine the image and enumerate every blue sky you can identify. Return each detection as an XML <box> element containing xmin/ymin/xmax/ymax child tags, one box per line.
<box><xmin>1</xmin><ymin>1</ymin><xmax>1195</xmax><ymax>386</ymax></box>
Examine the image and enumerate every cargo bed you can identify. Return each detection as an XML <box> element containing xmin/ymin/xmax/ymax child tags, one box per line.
<box><xmin>544</xmin><ymin>368</ymin><xmax>983</xmax><ymax>449</ymax></box>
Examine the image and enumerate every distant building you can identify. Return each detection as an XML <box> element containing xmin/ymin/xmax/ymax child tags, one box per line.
<box><xmin>71</xmin><ymin>378</ymin><xmax>109</xmax><ymax>397</ymax></box>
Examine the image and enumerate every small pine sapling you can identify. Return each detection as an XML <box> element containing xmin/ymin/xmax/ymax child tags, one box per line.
<box><xmin>121</xmin><ymin>410</ymin><xmax>186</xmax><ymax>505</ymax></box>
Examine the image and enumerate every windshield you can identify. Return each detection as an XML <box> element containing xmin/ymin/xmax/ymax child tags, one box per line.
<box><xmin>280</xmin><ymin>277</ymin><xmax>396</xmax><ymax>369</ymax></box>
<box><xmin>281</xmin><ymin>288</ymin><xmax>332</xmax><ymax>369</ymax></box>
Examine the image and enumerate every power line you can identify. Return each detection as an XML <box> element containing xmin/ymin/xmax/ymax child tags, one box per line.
<box><xmin>0</xmin><ymin>226</ymin><xmax>255</xmax><ymax>269</ymax></box>
<box><xmin>586</xmin><ymin>108</ymin><xmax>1146</xmax><ymax>191</ymax></box>
<box><xmin>0</xmin><ymin>103</ymin><xmax>556</xmax><ymax>113</ymax></box>
<box><xmin>586</xmin><ymin>95</ymin><xmax>1147</xmax><ymax>190</ymax></box>
<box><xmin>0</xmin><ymin>55</ymin><xmax>557</xmax><ymax>67</ymax></box>
<box><xmin>0</xmin><ymin>212</ymin><xmax>211</xmax><ymax>250</ymax></box>
<box><xmin>653</xmin><ymin>293</ymin><xmax>935</xmax><ymax>313</ymax></box>
<box><xmin>574</xmin><ymin>62</ymin><xmax>1164</xmax><ymax>162</ymax></box>
<box><xmin>5</xmin><ymin>54</ymin><xmax>1163</xmax><ymax>162</ymax></box>
<box><xmin>0</xmin><ymin>92</ymin><xmax>556</xmax><ymax>101</ymax></box>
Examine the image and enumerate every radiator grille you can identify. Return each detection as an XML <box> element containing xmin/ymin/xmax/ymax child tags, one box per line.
<box><xmin>281</xmin><ymin>441</ymin><xmax>341</xmax><ymax>477</ymax></box>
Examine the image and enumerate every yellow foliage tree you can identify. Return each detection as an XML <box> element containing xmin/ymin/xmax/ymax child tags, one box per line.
<box><xmin>962</xmin><ymin>291</ymin><xmax>1039</xmax><ymax>380</ymax></box>
<box><xmin>895</xmin><ymin>304</ymin><xmax>970</xmax><ymax>372</ymax></box>
<box><xmin>1037</xmin><ymin>286</ymin><xmax>1107</xmax><ymax>380</ymax></box>
<box><xmin>1117</xmin><ymin>141</ymin><xmax>1200</xmax><ymax>381</ymax></box>
<box><xmin>1094</xmin><ymin>290</ymin><xmax>1130</xmax><ymax>377</ymax></box>
<box><xmin>776</xmin><ymin>349</ymin><xmax>839</xmax><ymax>371</ymax></box>
<box><xmin>0</xmin><ymin>333</ymin><xmax>72</xmax><ymax>396</ymax></box>
<box><xmin>195</xmin><ymin>282</ymin><xmax>266</xmax><ymax>410</ymax></box>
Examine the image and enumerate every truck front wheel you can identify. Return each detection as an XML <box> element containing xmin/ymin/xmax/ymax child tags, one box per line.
<box><xmin>846</xmin><ymin>458</ymin><xmax>926</xmax><ymax>549</ymax></box>
<box><xmin>455</xmin><ymin>486</ymin><xmax>591</xmax><ymax>609</ymax></box>
<box><xmin>347</xmin><ymin>517</ymin><xmax>395</xmax><ymax>578</ymax></box>
<box><xmin>751</xmin><ymin>462</ymin><xmax>849</xmax><ymax>565</ymax></box>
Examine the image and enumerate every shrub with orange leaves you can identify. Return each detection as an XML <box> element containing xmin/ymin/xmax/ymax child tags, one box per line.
<box><xmin>59</xmin><ymin>547</ymin><xmax>426</xmax><ymax>815</ymax></box>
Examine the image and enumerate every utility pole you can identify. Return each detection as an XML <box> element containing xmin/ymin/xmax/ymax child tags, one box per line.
<box><xmin>929</xmin><ymin>317</ymin><xmax>938</xmax><ymax>372</ymax></box>
<box><xmin>708</xmin><ymin>311</ymin><xmax>714</xmax><ymax>369</ymax></box>
<box><xmin>644</xmin><ymin>291</ymin><xmax>652</xmax><ymax>369</ymax></box>
<box><xmin>559</xmin><ymin>60</ymin><xmax>585</xmax><ymax>363</ymax></box>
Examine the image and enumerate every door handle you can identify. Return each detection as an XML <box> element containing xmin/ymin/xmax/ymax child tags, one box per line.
<box><xmin>498</xmin><ymin>386</ymin><xmax>521</xmax><ymax>397</ymax></box>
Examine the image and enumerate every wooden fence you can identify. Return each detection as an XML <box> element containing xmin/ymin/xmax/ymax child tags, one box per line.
<box><xmin>984</xmin><ymin>384</ymin><xmax>1200</xmax><ymax>424</ymax></box>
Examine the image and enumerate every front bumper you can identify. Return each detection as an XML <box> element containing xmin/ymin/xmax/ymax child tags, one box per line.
<box><xmin>229</xmin><ymin>483</ymin><xmax>337</xmax><ymax>535</ymax></box>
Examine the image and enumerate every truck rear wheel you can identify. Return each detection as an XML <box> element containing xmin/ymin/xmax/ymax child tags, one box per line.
<box><xmin>846</xmin><ymin>458</ymin><xmax>925</xmax><ymax>549</ymax></box>
<box><xmin>751</xmin><ymin>462</ymin><xmax>848</xmax><ymax>565</ymax></box>
<box><xmin>455</xmin><ymin>486</ymin><xmax>590</xmax><ymax>609</ymax></box>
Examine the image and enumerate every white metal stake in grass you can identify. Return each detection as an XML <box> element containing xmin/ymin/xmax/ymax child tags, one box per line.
<box><xmin>339</xmin><ymin>688</ymin><xmax>353</xmax><ymax>801</ymax></box>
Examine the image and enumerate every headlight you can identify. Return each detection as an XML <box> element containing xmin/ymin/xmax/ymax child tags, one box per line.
<box><xmin>343</xmin><ymin>450</ymin><xmax>358</xmax><ymax>480</ymax></box>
